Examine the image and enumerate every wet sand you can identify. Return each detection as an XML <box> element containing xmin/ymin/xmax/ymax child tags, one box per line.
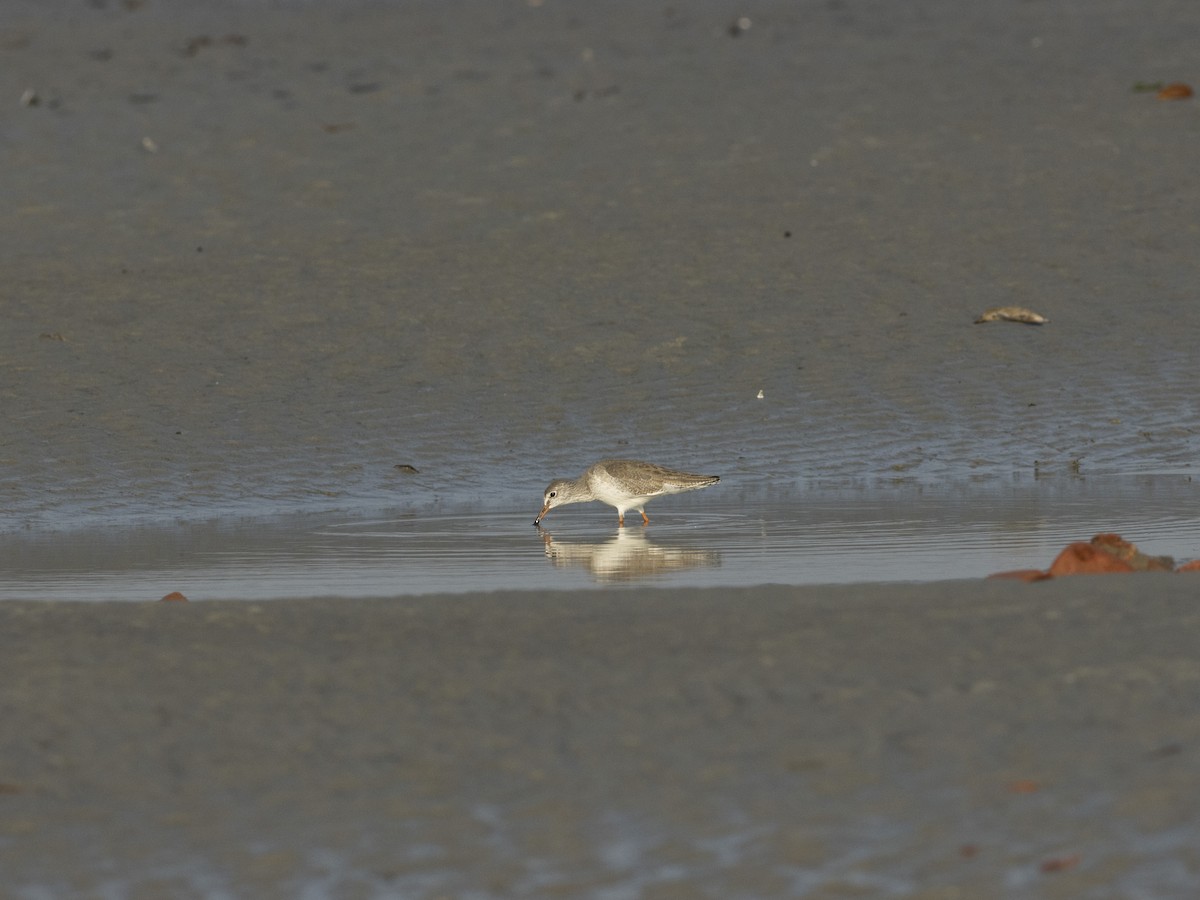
<box><xmin>4</xmin><ymin>578</ymin><xmax>1200</xmax><ymax>895</ymax></box>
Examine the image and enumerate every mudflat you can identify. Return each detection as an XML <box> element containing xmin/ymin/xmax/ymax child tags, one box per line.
<box><xmin>3</xmin><ymin>578</ymin><xmax>1200</xmax><ymax>895</ymax></box>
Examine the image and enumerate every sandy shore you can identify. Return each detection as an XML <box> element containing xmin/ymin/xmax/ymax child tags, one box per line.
<box><xmin>3</xmin><ymin>577</ymin><xmax>1199</xmax><ymax>895</ymax></box>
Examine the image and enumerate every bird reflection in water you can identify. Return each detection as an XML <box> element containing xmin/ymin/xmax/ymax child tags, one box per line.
<box><xmin>536</xmin><ymin>527</ymin><xmax>720</xmax><ymax>584</ymax></box>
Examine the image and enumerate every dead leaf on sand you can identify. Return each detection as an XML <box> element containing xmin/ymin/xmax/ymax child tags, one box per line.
<box><xmin>1156</xmin><ymin>82</ymin><xmax>1194</xmax><ymax>101</ymax></box>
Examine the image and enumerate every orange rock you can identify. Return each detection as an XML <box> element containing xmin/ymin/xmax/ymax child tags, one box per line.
<box><xmin>1091</xmin><ymin>532</ymin><xmax>1134</xmax><ymax>557</ymax></box>
<box><xmin>1089</xmin><ymin>533</ymin><xmax>1173</xmax><ymax>571</ymax></box>
<box><xmin>1177</xmin><ymin>559</ymin><xmax>1200</xmax><ymax>572</ymax></box>
<box><xmin>1008</xmin><ymin>779</ymin><xmax>1041</xmax><ymax>794</ymax></box>
<box><xmin>987</xmin><ymin>569</ymin><xmax>1051</xmax><ymax>582</ymax></box>
<box><xmin>1157</xmin><ymin>82</ymin><xmax>1194</xmax><ymax>100</ymax></box>
<box><xmin>1048</xmin><ymin>542</ymin><xmax>1135</xmax><ymax>576</ymax></box>
<box><xmin>159</xmin><ymin>591</ymin><xmax>189</xmax><ymax>602</ymax></box>
<box><xmin>990</xmin><ymin>534</ymin><xmax>1179</xmax><ymax>580</ymax></box>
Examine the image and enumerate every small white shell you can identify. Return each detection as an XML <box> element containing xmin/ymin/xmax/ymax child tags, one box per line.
<box><xmin>974</xmin><ymin>306</ymin><xmax>1049</xmax><ymax>325</ymax></box>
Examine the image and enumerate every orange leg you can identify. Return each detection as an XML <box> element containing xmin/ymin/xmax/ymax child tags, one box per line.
<box><xmin>617</xmin><ymin>513</ymin><xmax>625</xmax><ymax>526</ymax></box>
<box><xmin>640</xmin><ymin>510</ymin><xmax>650</xmax><ymax>525</ymax></box>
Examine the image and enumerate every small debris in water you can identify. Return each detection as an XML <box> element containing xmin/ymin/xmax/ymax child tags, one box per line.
<box><xmin>394</xmin><ymin>464</ymin><xmax>420</xmax><ymax>474</ymax></box>
<box><xmin>756</xmin><ymin>389</ymin><xmax>764</xmax><ymax>399</ymax></box>
<box><xmin>141</xmin><ymin>136</ymin><xmax>159</xmax><ymax>153</ymax></box>
<box><xmin>728</xmin><ymin>16</ymin><xmax>752</xmax><ymax>36</ymax></box>
<box><xmin>19</xmin><ymin>88</ymin><xmax>39</xmax><ymax>107</ymax></box>
<box><xmin>974</xmin><ymin>306</ymin><xmax>1049</xmax><ymax>325</ymax></box>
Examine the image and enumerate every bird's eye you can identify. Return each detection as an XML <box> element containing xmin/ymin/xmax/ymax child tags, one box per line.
<box><xmin>548</xmin><ymin>490</ymin><xmax>557</xmax><ymax>498</ymax></box>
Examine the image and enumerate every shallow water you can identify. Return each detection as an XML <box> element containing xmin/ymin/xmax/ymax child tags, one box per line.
<box><xmin>3</xmin><ymin>475</ymin><xmax>1195</xmax><ymax>600</ymax></box>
